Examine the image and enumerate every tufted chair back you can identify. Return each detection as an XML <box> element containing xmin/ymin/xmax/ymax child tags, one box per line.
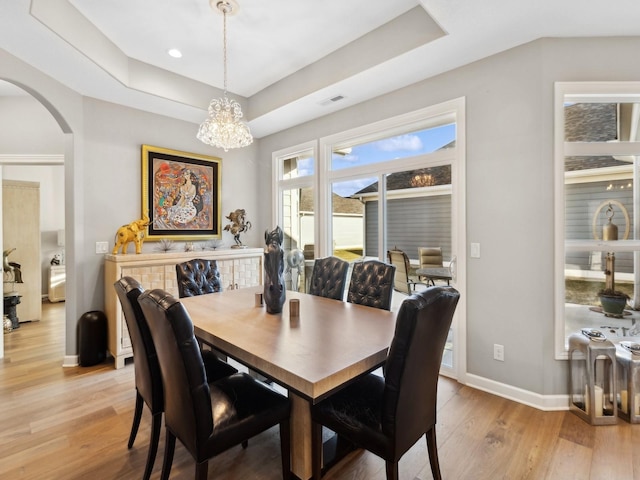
<box><xmin>114</xmin><ymin>277</ymin><xmax>163</xmax><ymax>413</ymax></box>
<box><xmin>346</xmin><ymin>260</ymin><xmax>396</xmax><ymax>310</ymax></box>
<box><xmin>114</xmin><ymin>277</ymin><xmax>163</xmax><ymax>480</ymax></box>
<box><xmin>308</xmin><ymin>256</ymin><xmax>349</xmax><ymax>300</ymax></box>
<box><xmin>311</xmin><ymin>286</ymin><xmax>460</xmax><ymax>480</ymax></box>
<box><xmin>176</xmin><ymin>258</ymin><xmax>223</xmax><ymax>298</ymax></box>
<box><xmin>383</xmin><ymin>286</ymin><xmax>459</xmax><ymax>453</ymax></box>
<box><xmin>138</xmin><ymin>288</ymin><xmax>292</xmax><ymax>480</ymax></box>
<box><xmin>138</xmin><ymin>289</ymin><xmax>214</xmax><ymax>456</ymax></box>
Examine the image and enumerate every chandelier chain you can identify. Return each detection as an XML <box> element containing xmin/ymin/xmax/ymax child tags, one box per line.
<box><xmin>197</xmin><ymin>0</ymin><xmax>253</xmax><ymax>151</ymax></box>
<box><xmin>222</xmin><ymin>7</ymin><xmax>228</xmax><ymax>94</ymax></box>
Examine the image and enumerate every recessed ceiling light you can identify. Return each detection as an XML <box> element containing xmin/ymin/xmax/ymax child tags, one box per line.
<box><xmin>167</xmin><ymin>49</ymin><xmax>182</xmax><ymax>58</ymax></box>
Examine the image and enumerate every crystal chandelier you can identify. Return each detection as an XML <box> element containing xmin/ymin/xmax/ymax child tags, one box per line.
<box><xmin>197</xmin><ymin>0</ymin><xmax>253</xmax><ymax>152</ymax></box>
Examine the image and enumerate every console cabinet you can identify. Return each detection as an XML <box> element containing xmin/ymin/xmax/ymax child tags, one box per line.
<box><xmin>104</xmin><ymin>248</ymin><xmax>263</xmax><ymax>368</ymax></box>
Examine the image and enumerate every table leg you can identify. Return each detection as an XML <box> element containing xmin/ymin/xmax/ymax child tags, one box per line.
<box><xmin>290</xmin><ymin>393</ymin><xmax>312</xmax><ymax>480</ymax></box>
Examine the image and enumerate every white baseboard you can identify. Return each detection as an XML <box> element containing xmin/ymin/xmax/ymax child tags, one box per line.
<box><xmin>465</xmin><ymin>373</ymin><xmax>569</xmax><ymax>411</ymax></box>
<box><xmin>62</xmin><ymin>355</ymin><xmax>78</xmax><ymax>367</ymax></box>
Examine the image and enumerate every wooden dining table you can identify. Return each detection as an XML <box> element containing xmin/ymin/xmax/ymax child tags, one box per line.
<box><xmin>180</xmin><ymin>286</ymin><xmax>397</xmax><ymax>480</ymax></box>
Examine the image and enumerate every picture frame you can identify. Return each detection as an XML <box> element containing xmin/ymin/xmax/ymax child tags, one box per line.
<box><xmin>142</xmin><ymin>145</ymin><xmax>221</xmax><ymax>241</ymax></box>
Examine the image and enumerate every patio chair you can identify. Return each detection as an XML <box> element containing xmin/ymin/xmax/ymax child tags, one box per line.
<box><xmin>387</xmin><ymin>249</ymin><xmax>429</xmax><ymax>294</ymax></box>
<box><xmin>418</xmin><ymin>247</ymin><xmax>444</xmax><ymax>284</ymax></box>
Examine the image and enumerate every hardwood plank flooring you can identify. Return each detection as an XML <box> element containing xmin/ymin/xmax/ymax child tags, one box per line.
<box><xmin>1</xmin><ymin>301</ymin><xmax>639</xmax><ymax>479</ymax></box>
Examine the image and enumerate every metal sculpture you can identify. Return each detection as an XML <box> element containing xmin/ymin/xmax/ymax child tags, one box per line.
<box><xmin>263</xmin><ymin>226</ymin><xmax>285</xmax><ymax>314</ymax></box>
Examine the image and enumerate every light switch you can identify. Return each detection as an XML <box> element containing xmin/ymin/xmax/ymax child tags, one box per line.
<box><xmin>96</xmin><ymin>241</ymin><xmax>109</xmax><ymax>254</ymax></box>
<box><xmin>470</xmin><ymin>243</ymin><xmax>480</xmax><ymax>258</ymax></box>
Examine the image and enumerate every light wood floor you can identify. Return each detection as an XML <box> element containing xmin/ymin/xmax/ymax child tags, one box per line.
<box><xmin>1</xmin><ymin>302</ymin><xmax>639</xmax><ymax>480</ymax></box>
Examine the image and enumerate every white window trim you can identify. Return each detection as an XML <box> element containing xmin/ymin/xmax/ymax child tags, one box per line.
<box><xmin>272</xmin><ymin>140</ymin><xmax>318</xmax><ymax>253</ymax></box>
<box><xmin>271</xmin><ymin>97</ymin><xmax>467</xmax><ymax>381</ymax></box>
<box><xmin>554</xmin><ymin>81</ymin><xmax>640</xmax><ymax>359</ymax></box>
<box><xmin>318</xmin><ymin>97</ymin><xmax>467</xmax><ymax>380</ymax></box>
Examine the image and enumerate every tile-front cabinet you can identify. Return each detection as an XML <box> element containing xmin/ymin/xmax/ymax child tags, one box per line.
<box><xmin>104</xmin><ymin>248</ymin><xmax>263</xmax><ymax>368</ymax></box>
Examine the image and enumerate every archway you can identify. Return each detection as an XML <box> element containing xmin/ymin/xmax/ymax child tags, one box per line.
<box><xmin>0</xmin><ymin>79</ymin><xmax>73</xmax><ymax>362</ymax></box>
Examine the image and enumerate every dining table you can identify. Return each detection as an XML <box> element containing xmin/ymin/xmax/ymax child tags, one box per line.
<box><xmin>180</xmin><ymin>286</ymin><xmax>397</xmax><ymax>480</ymax></box>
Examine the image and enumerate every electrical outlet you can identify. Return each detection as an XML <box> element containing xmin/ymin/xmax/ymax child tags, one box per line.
<box><xmin>471</xmin><ymin>243</ymin><xmax>481</xmax><ymax>258</ymax></box>
<box><xmin>494</xmin><ymin>344</ymin><xmax>504</xmax><ymax>362</ymax></box>
<box><xmin>95</xmin><ymin>241</ymin><xmax>109</xmax><ymax>254</ymax></box>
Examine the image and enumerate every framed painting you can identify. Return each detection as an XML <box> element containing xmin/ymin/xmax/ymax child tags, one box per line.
<box><xmin>142</xmin><ymin>145</ymin><xmax>221</xmax><ymax>241</ymax></box>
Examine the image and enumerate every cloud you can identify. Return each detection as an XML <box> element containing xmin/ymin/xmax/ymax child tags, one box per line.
<box><xmin>339</xmin><ymin>153</ymin><xmax>359</xmax><ymax>163</ymax></box>
<box><xmin>333</xmin><ymin>177</ymin><xmax>375</xmax><ymax>197</ymax></box>
<box><xmin>375</xmin><ymin>134</ymin><xmax>423</xmax><ymax>152</ymax></box>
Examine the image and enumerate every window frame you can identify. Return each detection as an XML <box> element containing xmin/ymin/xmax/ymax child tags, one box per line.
<box><xmin>554</xmin><ymin>82</ymin><xmax>640</xmax><ymax>359</ymax></box>
<box><xmin>272</xmin><ymin>98</ymin><xmax>466</xmax><ymax>380</ymax></box>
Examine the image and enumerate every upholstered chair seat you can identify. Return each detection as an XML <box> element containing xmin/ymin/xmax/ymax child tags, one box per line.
<box><xmin>312</xmin><ymin>286</ymin><xmax>460</xmax><ymax>480</ymax></box>
<box><xmin>346</xmin><ymin>260</ymin><xmax>396</xmax><ymax>310</ymax></box>
<box><xmin>308</xmin><ymin>256</ymin><xmax>349</xmax><ymax>300</ymax></box>
<box><xmin>176</xmin><ymin>258</ymin><xmax>223</xmax><ymax>298</ymax></box>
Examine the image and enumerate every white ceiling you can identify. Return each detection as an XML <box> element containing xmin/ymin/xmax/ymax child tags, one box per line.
<box><xmin>2</xmin><ymin>0</ymin><xmax>640</xmax><ymax>138</ymax></box>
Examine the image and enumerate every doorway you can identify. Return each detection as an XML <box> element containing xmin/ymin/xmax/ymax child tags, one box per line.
<box><xmin>0</xmin><ymin>80</ymin><xmax>66</xmax><ymax>358</ymax></box>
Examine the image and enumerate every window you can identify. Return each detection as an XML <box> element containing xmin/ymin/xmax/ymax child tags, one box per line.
<box><xmin>273</xmin><ymin>98</ymin><xmax>466</xmax><ymax>377</ymax></box>
<box><xmin>555</xmin><ymin>83</ymin><xmax>640</xmax><ymax>358</ymax></box>
<box><xmin>273</xmin><ymin>142</ymin><xmax>316</xmax><ymax>292</ymax></box>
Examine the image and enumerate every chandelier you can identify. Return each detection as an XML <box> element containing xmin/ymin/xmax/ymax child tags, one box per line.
<box><xmin>197</xmin><ymin>0</ymin><xmax>253</xmax><ymax>152</ymax></box>
<box><xmin>410</xmin><ymin>173</ymin><xmax>435</xmax><ymax>187</ymax></box>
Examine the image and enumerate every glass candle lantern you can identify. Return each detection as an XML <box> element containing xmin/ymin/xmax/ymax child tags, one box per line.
<box><xmin>568</xmin><ymin>332</ymin><xmax>618</xmax><ymax>425</ymax></box>
<box><xmin>615</xmin><ymin>341</ymin><xmax>640</xmax><ymax>423</ymax></box>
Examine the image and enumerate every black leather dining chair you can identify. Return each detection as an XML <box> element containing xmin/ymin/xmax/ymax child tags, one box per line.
<box><xmin>308</xmin><ymin>256</ymin><xmax>349</xmax><ymax>300</ymax></box>
<box><xmin>138</xmin><ymin>288</ymin><xmax>292</xmax><ymax>480</ymax></box>
<box><xmin>346</xmin><ymin>259</ymin><xmax>396</xmax><ymax>310</ymax></box>
<box><xmin>311</xmin><ymin>286</ymin><xmax>460</xmax><ymax>480</ymax></box>
<box><xmin>176</xmin><ymin>258</ymin><xmax>223</xmax><ymax>298</ymax></box>
<box><xmin>114</xmin><ymin>277</ymin><xmax>238</xmax><ymax>480</ymax></box>
<box><xmin>176</xmin><ymin>258</ymin><xmax>230</xmax><ymax>356</ymax></box>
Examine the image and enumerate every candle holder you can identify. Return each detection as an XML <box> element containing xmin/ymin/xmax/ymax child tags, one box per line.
<box><xmin>290</xmin><ymin>299</ymin><xmax>300</xmax><ymax>317</ymax></box>
<box><xmin>568</xmin><ymin>331</ymin><xmax>618</xmax><ymax>425</ymax></box>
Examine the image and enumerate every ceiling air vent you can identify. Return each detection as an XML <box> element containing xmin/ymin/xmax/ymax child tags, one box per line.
<box><xmin>319</xmin><ymin>95</ymin><xmax>345</xmax><ymax>106</ymax></box>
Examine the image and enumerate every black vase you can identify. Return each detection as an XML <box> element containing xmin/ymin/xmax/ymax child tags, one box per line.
<box><xmin>264</xmin><ymin>226</ymin><xmax>286</xmax><ymax>314</ymax></box>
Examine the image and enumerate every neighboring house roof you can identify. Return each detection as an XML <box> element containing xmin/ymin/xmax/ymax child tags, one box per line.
<box><xmin>353</xmin><ymin>140</ymin><xmax>455</xmax><ymax>195</ymax></box>
<box><xmin>564</xmin><ymin>103</ymin><xmax>630</xmax><ymax>172</ymax></box>
<box><xmin>354</xmin><ymin>165</ymin><xmax>452</xmax><ymax>195</ymax></box>
<box><xmin>299</xmin><ymin>187</ymin><xmax>363</xmax><ymax>214</ymax></box>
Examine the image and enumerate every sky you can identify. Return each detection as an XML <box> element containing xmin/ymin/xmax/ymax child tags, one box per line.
<box><xmin>331</xmin><ymin>123</ymin><xmax>456</xmax><ymax>197</ymax></box>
